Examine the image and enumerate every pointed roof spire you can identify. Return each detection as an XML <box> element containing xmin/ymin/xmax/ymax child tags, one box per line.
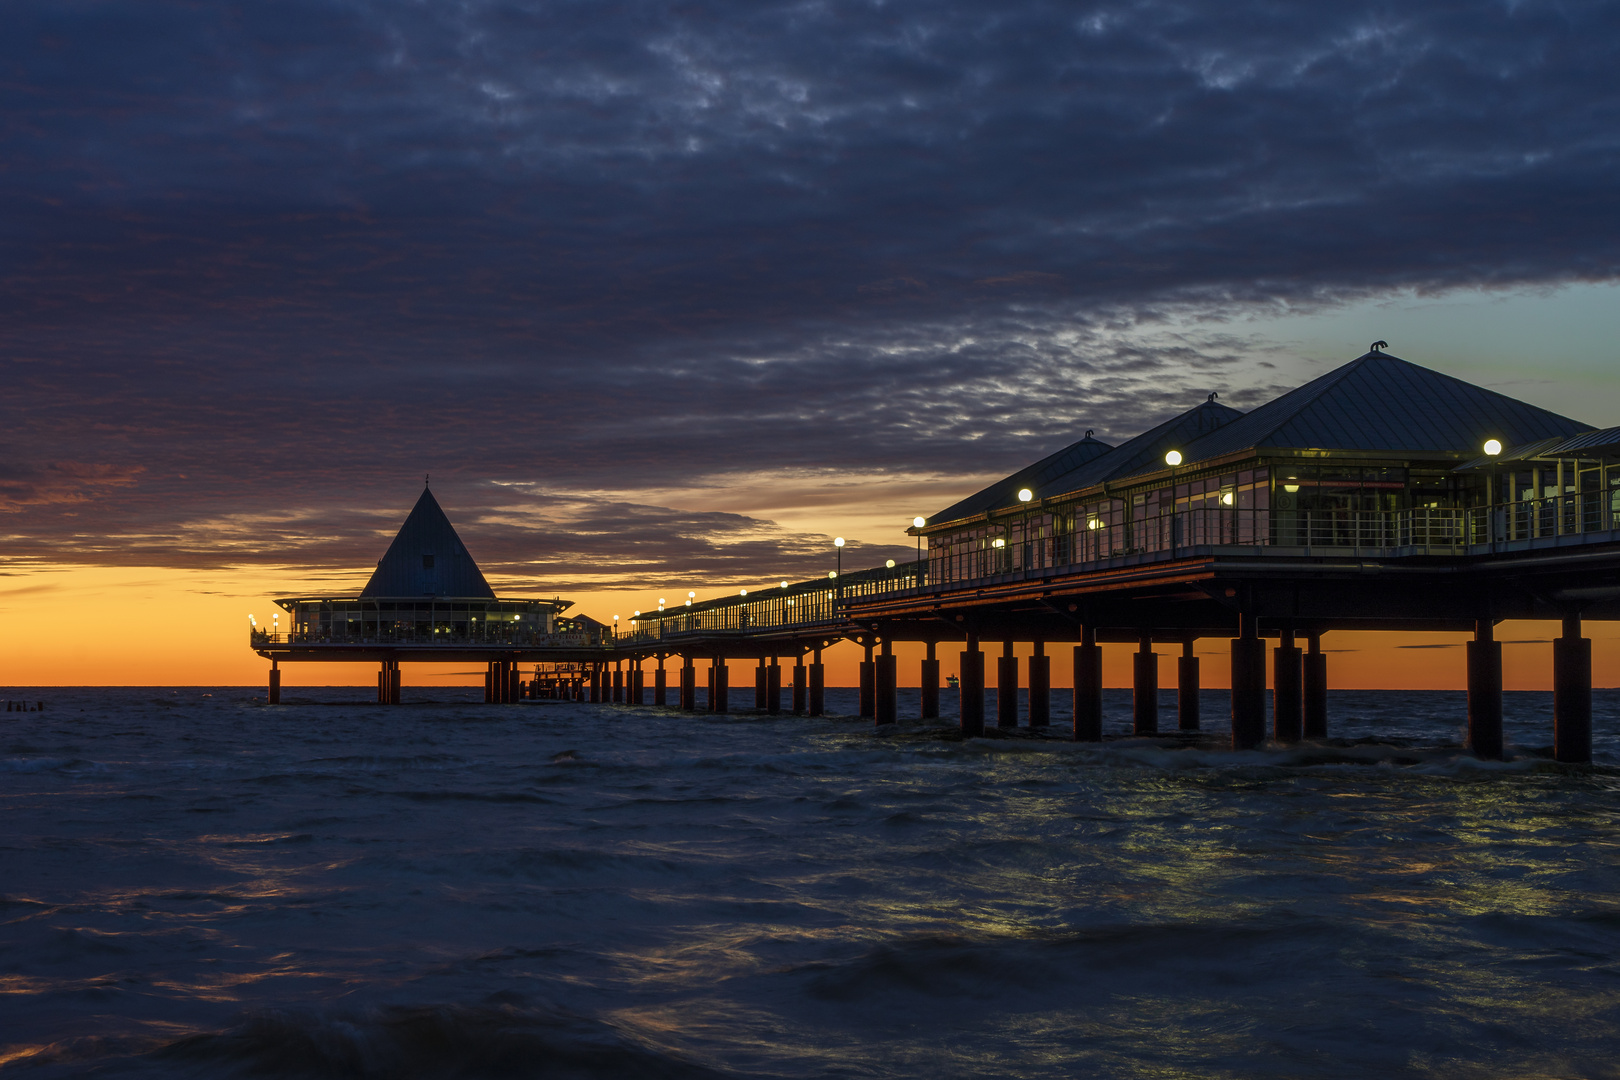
<box><xmin>360</xmin><ymin>487</ymin><xmax>496</xmax><ymax>598</ymax></box>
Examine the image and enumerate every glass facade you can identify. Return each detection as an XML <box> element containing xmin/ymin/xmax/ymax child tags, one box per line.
<box><xmin>273</xmin><ymin>598</ymin><xmax>567</xmax><ymax>645</ymax></box>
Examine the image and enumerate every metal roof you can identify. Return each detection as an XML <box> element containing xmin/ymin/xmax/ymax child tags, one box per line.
<box><xmin>1455</xmin><ymin>426</ymin><xmax>1620</xmax><ymax>469</ymax></box>
<box><xmin>1134</xmin><ymin>351</ymin><xmax>1590</xmax><ymax>474</ymax></box>
<box><xmin>360</xmin><ymin>486</ymin><xmax>497</xmax><ymax>599</ymax></box>
<box><xmin>1053</xmin><ymin>398</ymin><xmax>1245</xmax><ymax>491</ymax></box>
<box><xmin>926</xmin><ymin>398</ymin><xmax>1244</xmax><ymax>526</ymax></box>
<box><xmin>927</xmin><ymin>433</ymin><xmax>1114</xmax><ymax>525</ymax></box>
<box><xmin>1546</xmin><ymin>425</ymin><xmax>1620</xmax><ymax>457</ymax></box>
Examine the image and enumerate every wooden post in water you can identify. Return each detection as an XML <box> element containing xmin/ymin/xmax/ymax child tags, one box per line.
<box><xmin>1028</xmin><ymin>641</ymin><xmax>1050</xmax><ymax>727</ymax></box>
<box><xmin>680</xmin><ymin>656</ymin><xmax>696</xmax><ymax>711</ymax></box>
<box><xmin>1178</xmin><ymin>639</ymin><xmax>1199</xmax><ymax>731</ymax></box>
<box><xmin>1230</xmin><ymin>614</ymin><xmax>1266</xmax><ymax>749</ymax></box>
<box><xmin>1073</xmin><ymin>625</ymin><xmax>1102</xmax><ymax>742</ymax></box>
<box><xmin>767</xmin><ymin>656</ymin><xmax>782</xmax><ymax>715</ymax></box>
<box><xmin>267</xmin><ymin>661</ymin><xmax>280</xmax><ymax>705</ymax></box>
<box><xmin>755</xmin><ymin>659</ymin><xmax>768</xmax><ymax>709</ymax></box>
<box><xmin>654</xmin><ymin>654</ymin><xmax>668</xmax><ymax>707</ymax></box>
<box><xmin>920</xmin><ymin>640</ymin><xmax>940</xmax><ymax>720</ymax></box>
<box><xmin>1554</xmin><ymin>611</ymin><xmax>1592</xmax><ymax>764</ymax></box>
<box><xmin>996</xmin><ymin>641</ymin><xmax>1018</xmax><ymax>728</ymax></box>
<box><xmin>1133</xmin><ymin>633</ymin><xmax>1158</xmax><ymax>735</ymax></box>
<box><xmin>959</xmin><ymin>634</ymin><xmax>985</xmax><ymax>737</ymax></box>
<box><xmin>792</xmin><ymin>654</ymin><xmax>807</xmax><ymax>715</ymax></box>
<box><xmin>612</xmin><ymin>663</ymin><xmax>624</xmax><ymax>704</ymax></box>
<box><xmin>875</xmin><ymin>640</ymin><xmax>897</xmax><ymax>725</ymax></box>
<box><xmin>1467</xmin><ymin>619</ymin><xmax>1503</xmax><ymax>759</ymax></box>
<box><xmin>1273</xmin><ymin>629</ymin><xmax>1303</xmax><ymax>744</ymax></box>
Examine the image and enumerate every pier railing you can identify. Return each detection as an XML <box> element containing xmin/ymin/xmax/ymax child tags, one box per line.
<box><xmin>250</xmin><ymin>629</ymin><xmax>609</xmax><ymax>648</ymax></box>
<box><xmin>925</xmin><ymin>494</ymin><xmax>1620</xmax><ymax>589</ymax></box>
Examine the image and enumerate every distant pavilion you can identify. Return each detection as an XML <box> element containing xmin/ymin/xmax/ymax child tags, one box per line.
<box><xmin>254</xmin><ymin>485</ymin><xmax>586</xmax><ymax>703</ymax></box>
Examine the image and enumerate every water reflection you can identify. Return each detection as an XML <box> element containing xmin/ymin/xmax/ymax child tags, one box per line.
<box><xmin>2</xmin><ymin>688</ymin><xmax>1618</xmax><ymax>1077</ymax></box>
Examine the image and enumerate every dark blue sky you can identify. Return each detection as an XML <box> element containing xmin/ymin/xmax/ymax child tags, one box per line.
<box><xmin>5</xmin><ymin>0</ymin><xmax>1619</xmax><ymax>588</ymax></box>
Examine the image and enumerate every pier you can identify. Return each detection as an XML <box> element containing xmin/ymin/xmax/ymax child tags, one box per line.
<box><xmin>254</xmin><ymin>349</ymin><xmax>1620</xmax><ymax>762</ymax></box>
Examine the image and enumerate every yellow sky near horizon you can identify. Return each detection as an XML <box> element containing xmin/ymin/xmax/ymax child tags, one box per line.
<box><xmin>2</xmin><ymin>561</ymin><xmax>1614</xmax><ymax>692</ymax></box>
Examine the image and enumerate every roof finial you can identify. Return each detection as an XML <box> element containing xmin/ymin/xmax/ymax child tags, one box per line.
<box><xmin>1371</xmin><ymin>340</ymin><xmax>1388</xmax><ymax>353</ymax></box>
<box><xmin>1208</xmin><ymin>391</ymin><xmax>1219</xmax><ymax>402</ymax></box>
<box><xmin>1085</xmin><ymin>429</ymin><xmax>1095</xmax><ymax>438</ymax></box>
<box><xmin>425</xmin><ymin>472</ymin><xmax>430</xmax><ymax>487</ymax></box>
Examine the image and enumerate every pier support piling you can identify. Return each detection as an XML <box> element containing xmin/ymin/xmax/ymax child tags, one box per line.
<box><xmin>712</xmin><ymin>660</ymin><xmax>729</xmax><ymax>714</ymax></box>
<box><xmin>680</xmin><ymin>657</ymin><xmax>696</xmax><ymax>712</ymax></box>
<box><xmin>808</xmin><ymin>648</ymin><xmax>825</xmax><ymax>717</ymax></box>
<box><xmin>755</xmin><ymin>660</ymin><xmax>768</xmax><ymax>710</ymax></box>
<box><xmin>1273</xmin><ymin>629</ymin><xmax>1303</xmax><ymax>744</ymax></box>
<box><xmin>1028</xmin><ymin>641</ymin><xmax>1050</xmax><ymax>727</ymax></box>
<box><xmin>960</xmin><ymin>635</ymin><xmax>986</xmax><ymax>737</ymax></box>
<box><xmin>859</xmin><ymin>643</ymin><xmax>875</xmax><ymax>719</ymax></box>
<box><xmin>589</xmin><ymin>665</ymin><xmax>602</xmax><ymax>704</ymax></box>
<box><xmin>1177</xmin><ymin>639</ymin><xmax>1199</xmax><ymax>731</ymax></box>
<box><xmin>1303</xmin><ymin>633</ymin><xmax>1328</xmax><ymax>739</ymax></box>
<box><xmin>875</xmin><ymin>641</ymin><xmax>897</xmax><ymax>725</ymax></box>
<box><xmin>1554</xmin><ymin>611</ymin><xmax>1592</xmax><ymax>764</ymax></box>
<box><xmin>997</xmin><ymin>641</ymin><xmax>1019</xmax><ymax>729</ymax></box>
<box><xmin>1467</xmin><ymin>620</ymin><xmax>1503</xmax><ymax>760</ymax></box>
<box><xmin>1133</xmin><ymin>634</ymin><xmax>1158</xmax><ymax>735</ymax></box>
<box><xmin>629</xmin><ymin>662</ymin><xmax>644</xmax><ymax>706</ymax></box>
<box><xmin>792</xmin><ymin>655</ymin><xmax>807</xmax><ymax>715</ymax></box>
<box><xmin>655</xmin><ymin>656</ymin><xmax>668</xmax><ymax>707</ymax></box>
<box><xmin>612</xmin><ymin>664</ymin><xmax>624</xmax><ymax>704</ymax></box>
<box><xmin>1073</xmin><ymin>626</ymin><xmax>1102</xmax><ymax>742</ymax></box>
<box><xmin>268</xmin><ymin>662</ymin><xmax>280</xmax><ymax>705</ymax></box>
<box><xmin>921</xmin><ymin>640</ymin><xmax>940</xmax><ymax>720</ymax></box>
<box><xmin>1230</xmin><ymin>613</ymin><xmax>1266</xmax><ymax>749</ymax></box>
<box><xmin>767</xmin><ymin>657</ymin><xmax>782</xmax><ymax>715</ymax></box>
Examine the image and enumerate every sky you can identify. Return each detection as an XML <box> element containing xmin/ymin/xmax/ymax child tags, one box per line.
<box><xmin>3</xmin><ymin>0</ymin><xmax>1620</xmax><ymax>687</ymax></box>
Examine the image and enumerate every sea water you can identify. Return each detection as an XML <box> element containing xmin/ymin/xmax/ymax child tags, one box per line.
<box><xmin>3</xmin><ymin>686</ymin><xmax>1620</xmax><ymax>1079</ymax></box>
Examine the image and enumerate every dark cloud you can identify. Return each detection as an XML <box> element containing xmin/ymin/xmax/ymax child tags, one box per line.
<box><xmin>3</xmin><ymin>0</ymin><xmax>1618</xmax><ymax>577</ymax></box>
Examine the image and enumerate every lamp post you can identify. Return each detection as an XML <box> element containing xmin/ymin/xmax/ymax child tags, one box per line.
<box><xmin>1164</xmin><ymin>450</ymin><xmax>1182</xmax><ymax>555</ymax></box>
<box><xmin>1016</xmin><ymin>488</ymin><xmax>1034</xmax><ymax>573</ymax></box>
<box><xmin>834</xmin><ymin>537</ymin><xmax>844</xmax><ymax>601</ymax></box>
<box><xmin>913</xmin><ymin>516</ymin><xmax>925</xmax><ymax>582</ymax></box>
<box><xmin>1484</xmin><ymin>438</ymin><xmax>1503</xmax><ymax>547</ymax></box>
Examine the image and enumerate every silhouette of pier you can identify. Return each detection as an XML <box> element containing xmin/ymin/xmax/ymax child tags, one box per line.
<box><xmin>254</xmin><ymin>348</ymin><xmax>1620</xmax><ymax>762</ymax></box>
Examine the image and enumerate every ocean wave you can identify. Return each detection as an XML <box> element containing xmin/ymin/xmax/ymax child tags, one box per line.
<box><xmin>0</xmin><ymin>757</ymin><xmax>100</xmax><ymax>774</ymax></box>
<box><xmin>149</xmin><ymin>1002</ymin><xmax>734</xmax><ymax>1079</ymax></box>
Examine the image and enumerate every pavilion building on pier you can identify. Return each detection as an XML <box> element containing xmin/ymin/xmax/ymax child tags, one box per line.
<box><xmin>255</xmin><ymin>485</ymin><xmax>588</xmax><ymax>703</ymax></box>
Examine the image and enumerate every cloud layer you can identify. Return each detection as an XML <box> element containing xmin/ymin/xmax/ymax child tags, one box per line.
<box><xmin>4</xmin><ymin>0</ymin><xmax>1619</xmax><ymax>580</ymax></box>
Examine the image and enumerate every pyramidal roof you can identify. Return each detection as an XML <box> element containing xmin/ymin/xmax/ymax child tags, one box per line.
<box><xmin>928</xmin><ymin>397</ymin><xmax>1245</xmax><ymax>525</ymax></box>
<box><xmin>360</xmin><ymin>486</ymin><xmax>496</xmax><ymax>599</ymax></box>
<box><xmin>1055</xmin><ymin>397</ymin><xmax>1245</xmax><ymax>492</ymax></box>
<box><xmin>1143</xmin><ymin>351</ymin><xmax>1591</xmax><ymax>472</ymax></box>
<box><xmin>929</xmin><ymin>432</ymin><xmax>1115</xmax><ymax>525</ymax></box>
